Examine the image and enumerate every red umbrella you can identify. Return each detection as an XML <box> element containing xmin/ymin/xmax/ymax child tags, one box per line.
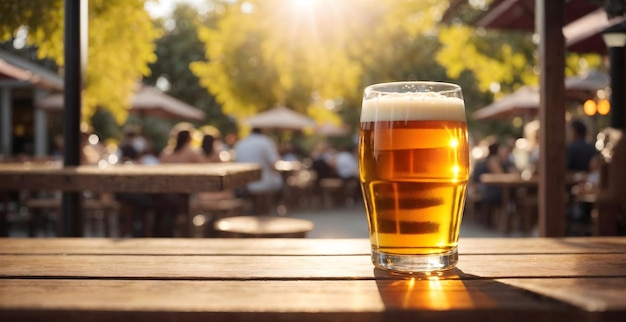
<box><xmin>564</xmin><ymin>9</ymin><xmax>626</xmax><ymax>54</ymax></box>
<box><xmin>473</xmin><ymin>0</ymin><xmax>599</xmax><ymax>31</ymax></box>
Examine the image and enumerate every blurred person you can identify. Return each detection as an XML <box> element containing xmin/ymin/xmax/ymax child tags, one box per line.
<box><xmin>201</xmin><ymin>134</ymin><xmax>220</xmax><ymax>162</ymax></box>
<box><xmin>199</xmin><ymin>126</ymin><xmax>223</xmax><ymax>163</ymax></box>
<box><xmin>334</xmin><ymin>144</ymin><xmax>358</xmax><ymax>180</ymax></box>
<box><xmin>310</xmin><ymin>141</ymin><xmax>338</xmax><ymax>180</ymax></box>
<box><xmin>280</xmin><ymin>142</ymin><xmax>299</xmax><ymax>161</ymax></box>
<box><xmin>160</xmin><ymin>129</ymin><xmax>204</xmax><ymax>163</ymax></box>
<box><xmin>471</xmin><ymin>142</ymin><xmax>515</xmax><ymax>227</ymax></box>
<box><xmin>155</xmin><ymin>126</ymin><xmax>203</xmax><ymax>237</ymax></box>
<box><xmin>524</xmin><ymin>120</ymin><xmax>541</xmax><ymax>171</ymax></box>
<box><xmin>119</xmin><ymin>129</ymin><xmax>139</xmax><ymax>164</ymax></box>
<box><xmin>139</xmin><ymin>142</ymin><xmax>160</xmax><ymax>165</ymax></box>
<box><xmin>333</xmin><ymin>144</ymin><xmax>361</xmax><ymax>205</ymax></box>
<box><xmin>197</xmin><ymin>127</ymin><xmax>235</xmax><ymax>204</ymax></box>
<box><xmin>566</xmin><ymin>119</ymin><xmax>597</xmax><ymax>173</ymax></box>
<box><xmin>234</xmin><ymin>127</ymin><xmax>283</xmax><ymax>215</ymax></box>
<box><xmin>472</xmin><ymin>142</ymin><xmax>512</xmax><ymax>204</ymax></box>
<box><xmin>565</xmin><ymin>120</ymin><xmax>598</xmax><ymax>235</ymax></box>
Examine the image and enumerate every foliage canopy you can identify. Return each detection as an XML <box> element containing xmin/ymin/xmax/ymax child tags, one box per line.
<box><xmin>0</xmin><ymin>0</ymin><xmax>160</xmax><ymax>124</ymax></box>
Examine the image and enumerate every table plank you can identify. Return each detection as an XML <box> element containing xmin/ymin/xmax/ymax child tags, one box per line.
<box><xmin>0</xmin><ymin>163</ymin><xmax>261</xmax><ymax>193</ymax></box>
<box><xmin>1</xmin><ymin>254</ymin><xmax>624</xmax><ymax>279</ymax></box>
<box><xmin>0</xmin><ymin>238</ymin><xmax>625</xmax><ymax>322</ymax></box>
<box><xmin>0</xmin><ymin>279</ymin><xmax>576</xmax><ymax>322</ymax></box>
<box><xmin>1</xmin><ymin>238</ymin><xmax>624</xmax><ymax>256</ymax></box>
<box><xmin>499</xmin><ymin>278</ymin><xmax>626</xmax><ymax>312</ymax></box>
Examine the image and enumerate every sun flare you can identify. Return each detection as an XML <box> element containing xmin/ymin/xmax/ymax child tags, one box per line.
<box><xmin>292</xmin><ymin>0</ymin><xmax>315</xmax><ymax>11</ymax></box>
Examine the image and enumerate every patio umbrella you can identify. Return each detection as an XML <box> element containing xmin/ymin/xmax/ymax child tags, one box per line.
<box><xmin>565</xmin><ymin>70</ymin><xmax>609</xmax><ymax>100</ymax></box>
<box><xmin>314</xmin><ymin>122</ymin><xmax>350</xmax><ymax>137</ymax></box>
<box><xmin>472</xmin><ymin>86</ymin><xmax>539</xmax><ymax>120</ymax></box>
<box><xmin>472</xmin><ymin>0</ymin><xmax>599</xmax><ymax>31</ymax></box>
<box><xmin>444</xmin><ymin>0</ymin><xmax>612</xmax><ymax>54</ymax></box>
<box><xmin>244</xmin><ymin>106</ymin><xmax>316</xmax><ymax>130</ymax></box>
<box><xmin>474</xmin><ymin>71</ymin><xmax>609</xmax><ymax>120</ymax></box>
<box><xmin>35</xmin><ymin>85</ymin><xmax>206</xmax><ymax>121</ymax></box>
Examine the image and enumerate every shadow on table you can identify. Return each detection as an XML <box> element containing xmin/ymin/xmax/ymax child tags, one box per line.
<box><xmin>373</xmin><ymin>268</ymin><xmax>577</xmax><ymax>321</ymax></box>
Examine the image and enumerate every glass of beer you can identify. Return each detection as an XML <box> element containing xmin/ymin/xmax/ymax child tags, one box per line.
<box><xmin>358</xmin><ymin>81</ymin><xmax>469</xmax><ymax>273</ymax></box>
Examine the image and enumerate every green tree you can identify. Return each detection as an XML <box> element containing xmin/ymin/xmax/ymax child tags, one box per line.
<box><xmin>143</xmin><ymin>3</ymin><xmax>236</xmax><ymax>136</ymax></box>
<box><xmin>436</xmin><ymin>2</ymin><xmax>604</xmax><ymax>96</ymax></box>
<box><xmin>0</xmin><ymin>0</ymin><xmax>160</xmax><ymax>124</ymax></box>
<box><xmin>190</xmin><ymin>0</ymin><xmax>453</xmax><ymax>126</ymax></box>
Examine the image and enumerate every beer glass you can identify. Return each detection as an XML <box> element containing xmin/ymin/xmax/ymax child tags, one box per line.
<box><xmin>358</xmin><ymin>81</ymin><xmax>469</xmax><ymax>273</ymax></box>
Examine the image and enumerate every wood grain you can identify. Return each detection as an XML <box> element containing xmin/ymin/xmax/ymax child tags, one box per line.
<box><xmin>498</xmin><ymin>278</ymin><xmax>626</xmax><ymax>311</ymax></box>
<box><xmin>0</xmin><ymin>279</ymin><xmax>576</xmax><ymax>322</ymax></box>
<box><xmin>1</xmin><ymin>254</ymin><xmax>624</xmax><ymax>280</ymax></box>
<box><xmin>0</xmin><ymin>163</ymin><xmax>261</xmax><ymax>193</ymax></box>
<box><xmin>537</xmin><ymin>0</ymin><xmax>567</xmax><ymax>237</ymax></box>
<box><xmin>1</xmin><ymin>238</ymin><xmax>624</xmax><ymax>256</ymax></box>
<box><xmin>1</xmin><ymin>238</ymin><xmax>625</xmax><ymax>322</ymax></box>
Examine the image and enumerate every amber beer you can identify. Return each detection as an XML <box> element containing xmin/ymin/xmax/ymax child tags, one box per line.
<box><xmin>359</xmin><ymin>82</ymin><xmax>469</xmax><ymax>272</ymax></box>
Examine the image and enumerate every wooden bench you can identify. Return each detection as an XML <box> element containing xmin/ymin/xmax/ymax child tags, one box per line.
<box><xmin>213</xmin><ymin>215</ymin><xmax>314</xmax><ymax>238</ymax></box>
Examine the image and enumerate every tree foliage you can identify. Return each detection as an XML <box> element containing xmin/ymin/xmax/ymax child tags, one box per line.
<box><xmin>143</xmin><ymin>3</ymin><xmax>237</xmax><ymax>139</ymax></box>
<box><xmin>0</xmin><ymin>0</ymin><xmax>160</xmax><ymax>124</ymax></box>
<box><xmin>436</xmin><ymin>2</ymin><xmax>604</xmax><ymax>98</ymax></box>
<box><xmin>191</xmin><ymin>0</ymin><xmax>450</xmax><ymax>126</ymax></box>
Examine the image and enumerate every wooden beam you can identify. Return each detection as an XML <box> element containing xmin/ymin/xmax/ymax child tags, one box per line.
<box><xmin>62</xmin><ymin>0</ymin><xmax>85</xmax><ymax>237</ymax></box>
<box><xmin>536</xmin><ymin>0</ymin><xmax>566</xmax><ymax>236</ymax></box>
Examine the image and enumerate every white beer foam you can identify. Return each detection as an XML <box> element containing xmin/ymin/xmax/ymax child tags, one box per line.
<box><xmin>361</xmin><ymin>92</ymin><xmax>466</xmax><ymax>122</ymax></box>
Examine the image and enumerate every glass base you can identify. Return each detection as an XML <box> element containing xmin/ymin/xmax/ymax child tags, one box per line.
<box><xmin>372</xmin><ymin>247</ymin><xmax>458</xmax><ymax>274</ymax></box>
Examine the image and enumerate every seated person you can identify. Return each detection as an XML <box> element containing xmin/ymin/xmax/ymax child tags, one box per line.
<box><xmin>472</xmin><ymin>143</ymin><xmax>512</xmax><ymax>205</ymax></box>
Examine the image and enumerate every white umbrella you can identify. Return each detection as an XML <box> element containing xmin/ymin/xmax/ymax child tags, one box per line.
<box><xmin>473</xmin><ymin>86</ymin><xmax>539</xmax><ymax>120</ymax></box>
<box><xmin>473</xmin><ymin>72</ymin><xmax>608</xmax><ymax>121</ymax></box>
<box><xmin>244</xmin><ymin>106</ymin><xmax>315</xmax><ymax>130</ymax></box>
<box><xmin>36</xmin><ymin>84</ymin><xmax>205</xmax><ymax>121</ymax></box>
<box><xmin>565</xmin><ymin>70</ymin><xmax>609</xmax><ymax>100</ymax></box>
<box><xmin>314</xmin><ymin>122</ymin><xmax>350</xmax><ymax>136</ymax></box>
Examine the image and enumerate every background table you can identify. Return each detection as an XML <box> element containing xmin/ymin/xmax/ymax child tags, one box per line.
<box><xmin>0</xmin><ymin>162</ymin><xmax>261</xmax><ymax>236</ymax></box>
<box><xmin>0</xmin><ymin>162</ymin><xmax>261</xmax><ymax>193</ymax></box>
<box><xmin>0</xmin><ymin>237</ymin><xmax>624</xmax><ymax>321</ymax></box>
<box><xmin>480</xmin><ymin>173</ymin><xmax>540</xmax><ymax>234</ymax></box>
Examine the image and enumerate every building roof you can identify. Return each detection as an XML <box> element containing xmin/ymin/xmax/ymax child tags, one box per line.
<box><xmin>0</xmin><ymin>49</ymin><xmax>63</xmax><ymax>90</ymax></box>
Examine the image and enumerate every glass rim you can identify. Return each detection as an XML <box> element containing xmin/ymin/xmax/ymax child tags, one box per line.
<box><xmin>364</xmin><ymin>81</ymin><xmax>461</xmax><ymax>96</ymax></box>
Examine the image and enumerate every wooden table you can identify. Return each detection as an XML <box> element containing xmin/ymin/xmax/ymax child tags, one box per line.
<box><xmin>0</xmin><ymin>162</ymin><xmax>261</xmax><ymax>193</ymax></box>
<box><xmin>0</xmin><ymin>237</ymin><xmax>624</xmax><ymax>321</ymax></box>
<box><xmin>0</xmin><ymin>162</ymin><xmax>261</xmax><ymax>236</ymax></box>
<box><xmin>479</xmin><ymin>173</ymin><xmax>539</xmax><ymax>234</ymax></box>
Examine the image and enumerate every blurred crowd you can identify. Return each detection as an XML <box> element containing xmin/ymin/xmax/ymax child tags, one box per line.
<box><xmin>470</xmin><ymin>118</ymin><xmax>600</xmax><ymax>235</ymax></box>
<box><xmin>55</xmin><ymin>122</ymin><xmax>360</xmax><ymax>236</ymax></box>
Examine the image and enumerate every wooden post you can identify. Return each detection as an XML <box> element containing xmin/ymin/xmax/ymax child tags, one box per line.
<box><xmin>62</xmin><ymin>0</ymin><xmax>86</xmax><ymax>237</ymax></box>
<box><xmin>536</xmin><ymin>0</ymin><xmax>566</xmax><ymax>237</ymax></box>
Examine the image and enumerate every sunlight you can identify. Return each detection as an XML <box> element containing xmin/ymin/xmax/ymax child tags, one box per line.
<box><xmin>278</xmin><ymin>0</ymin><xmax>347</xmax><ymax>48</ymax></box>
<box><xmin>292</xmin><ymin>0</ymin><xmax>315</xmax><ymax>11</ymax></box>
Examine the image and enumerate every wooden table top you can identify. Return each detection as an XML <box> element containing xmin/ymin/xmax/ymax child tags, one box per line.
<box><xmin>0</xmin><ymin>237</ymin><xmax>624</xmax><ymax>322</ymax></box>
<box><xmin>0</xmin><ymin>162</ymin><xmax>261</xmax><ymax>193</ymax></box>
